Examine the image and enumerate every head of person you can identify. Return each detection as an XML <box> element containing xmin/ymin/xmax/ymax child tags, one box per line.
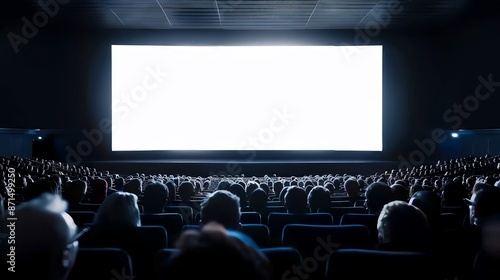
<box><xmin>164</xmin><ymin>222</ymin><xmax>272</xmax><ymax>280</ymax></box>
<box><xmin>441</xmin><ymin>181</ymin><xmax>466</xmax><ymax>207</ymax></box>
<box><xmin>25</xmin><ymin>177</ymin><xmax>59</xmax><ymax>200</ymax></box>
<box><xmin>390</xmin><ymin>183</ymin><xmax>409</xmax><ymax>202</ymax></box>
<box><xmin>284</xmin><ymin>186</ymin><xmax>308</xmax><ymax>214</ymax></box>
<box><xmin>229</xmin><ymin>183</ymin><xmax>248</xmax><ymax>207</ymax></box>
<box><xmin>409</xmin><ymin>190</ymin><xmax>442</xmax><ymax>227</ymax></box>
<box><xmin>365</xmin><ymin>182</ymin><xmax>394</xmax><ymax>215</ymax></box>
<box><xmin>93</xmin><ymin>192</ymin><xmax>141</xmax><ymax>229</ymax></box>
<box><xmin>377</xmin><ymin>200</ymin><xmax>431</xmax><ymax>251</ymax></box>
<box><xmin>200</xmin><ymin>190</ymin><xmax>241</xmax><ymax>230</ymax></box>
<box><xmin>123</xmin><ymin>178</ymin><xmax>143</xmax><ymax>196</ymax></box>
<box><xmin>89</xmin><ymin>178</ymin><xmax>108</xmax><ymax>203</ymax></box>
<box><xmin>344</xmin><ymin>179</ymin><xmax>360</xmax><ymax>196</ymax></box>
<box><xmin>245</xmin><ymin>181</ymin><xmax>260</xmax><ymax>197</ymax></box>
<box><xmin>178</xmin><ymin>181</ymin><xmax>195</xmax><ymax>201</ymax></box>
<box><xmin>249</xmin><ymin>188</ymin><xmax>268</xmax><ymax>212</ymax></box>
<box><xmin>9</xmin><ymin>193</ymin><xmax>79</xmax><ymax>280</ymax></box>
<box><xmin>465</xmin><ymin>188</ymin><xmax>500</xmax><ymax>227</ymax></box>
<box><xmin>143</xmin><ymin>181</ymin><xmax>169</xmax><ymax>214</ymax></box>
<box><xmin>273</xmin><ymin>181</ymin><xmax>284</xmax><ymax>198</ymax></box>
<box><xmin>307</xmin><ymin>186</ymin><xmax>331</xmax><ymax>212</ymax></box>
<box><xmin>63</xmin><ymin>180</ymin><xmax>87</xmax><ymax>206</ymax></box>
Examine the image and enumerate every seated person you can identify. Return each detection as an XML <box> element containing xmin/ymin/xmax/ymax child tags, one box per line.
<box><xmin>377</xmin><ymin>200</ymin><xmax>431</xmax><ymax>252</ymax></box>
<box><xmin>307</xmin><ymin>186</ymin><xmax>331</xmax><ymax>212</ymax></box>
<box><xmin>284</xmin><ymin>186</ymin><xmax>309</xmax><ymax>214</ymax></box>
<box><xmin>1</xmin><ymin>193</ymin><xmax>79</xmax><ymax>280</ymax></box>
<box><xmin>200</xmin><ymin>190</ymin><xmax>241</xmax><ymax>230</ymax></box>
<box><xmin>162</xmin><ymin>222</ymin><xmax>272</xmax><ymax>280</ymax></box>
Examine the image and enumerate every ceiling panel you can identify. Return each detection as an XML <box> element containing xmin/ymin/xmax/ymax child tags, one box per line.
<box><xmin>0</xmin><ymin>0</ymin><xmax>487</xmax><ymax>31</ymax></box>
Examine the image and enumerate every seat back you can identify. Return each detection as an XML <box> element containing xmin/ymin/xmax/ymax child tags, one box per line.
<box><xmin>329</xmin><ymin>207</ymin><xmax>367</xmax><ymax>224</ymax></box>
<box><xmin>282</xmin><ymin>224</ymin><xmax>372</xmax><ymax>280</ymax></box>
<box><xmin>260</xmin><ymin>247</ymin><xmax>302</xmax><ymax>280</ymax></box>
<box><xmin>240</xmin><ymin>224</ymin><xmax>270</xmax><ymax>248</ymax></box>
<box><xmin>326</xmin><ymin>249</ymin><xmax>444</xmax><ymax>280</ymax></box>
<box><xmin>140</xmin><ymin>213</ymin><xmax>184</xmax><ymax>247</ymax></box>
<box><xmin>181</xmin><ymin>224</ymin><xmax>270</xmax><ymax>248</ymax></box>
<box><xmin>78</xmin><ymin>225</ymin><xmax>167</xmax><ymax>280</ymax></box>
<box><xmin>339</xmin><ymin>213</ymin><xmax>378</xmax><ymax>247</ymax></box>
<box><xmin>66</xmin><ymin>211</ymin><xmax>96</xmax><ymax>228</ymax></box>
<box><xmin>241</xmin><ymin>212</ymin><xmax>262</xmax><ymax>224</ymax></box>
<box><xmin>68</xmin><ymin>248</ymin><xmax>133</xmax><ymax>280</ymax></box>
<box><xmin>331</xmin><ymin>201</ymin><xmax>353</xmax><ymax>207</ymax></box>
<box><xmin>164</xmin><ymin>206</ymin><xmax>194</xmax><ymax>225</ymax></box>
<box><xmin>267</xmin><ymin>213</ymin><xmax>333</xmax><ymax>247</ymax></box>
<box><xmin>154</xmin><ymin>248</ymin><xmax>178</xmax><ymax>280</ymax></box>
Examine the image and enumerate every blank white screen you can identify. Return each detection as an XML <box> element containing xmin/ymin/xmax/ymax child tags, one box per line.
<box><xmin>111</xmin><ymin>45</ymin><xmax>382</xmax><ymax>151</ymax></box>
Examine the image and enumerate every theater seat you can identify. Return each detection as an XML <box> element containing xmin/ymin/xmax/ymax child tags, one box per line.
<box><xmin>67</xmin><ymin>248</ymin><xmax>133</xmax><ymax>280</ymax></box>
<box><xmin>260</xmin><ymin>247</ymin><xmax>302</xmax><ymax>280</ymax></box>
<box><xmin>66</xmin><ymin>211</ymin><xmax>96</xmax><ymax>228</ymax></box>
<box><xmin>282</xmin><ymin>224</ymin><xmax>372</xmax><ymax>280</ymax></box>
<box><xmin>140</xmin><ymin>213</ymin><xmax>184</xmax><ymax>247</ymax></box>
<box><xmin>78</xmin><ymin>225</ymin><xmax>167</xmax><ymax>280</ymax></box>
<box><xmin>326</xmin><ymin>249</ymin><xmax>445</xmax><ymax>280</ymax></box>
<box><xmin>267</xmin><ymin>213</ymin><xmax>333</xmax><ymax>247</ymax></box>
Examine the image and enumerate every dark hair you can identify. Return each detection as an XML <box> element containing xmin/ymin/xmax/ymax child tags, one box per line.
<box><xmin>143</xmin><ymin>182</ymin><xmax>169</xmax><ymax>214</ymax></box>
<box><xmin>285</xmin><ymin>186</ymin><xmax>308</xmax><ymax>214</ymax></box>
<box><xmin>200</xmin><ymin>190</ymin><xmax>241</xmax><ymax>230</ymax></box>
<box><xmin>164</xmin><ymin>224</ymin><xmax>271</xmax><ymax>280</ymax></box>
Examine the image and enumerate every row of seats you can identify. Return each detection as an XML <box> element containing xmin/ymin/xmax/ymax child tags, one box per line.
<box><xmin>69</xmin><ymin>246</ymin><xmax>446</xmax><ymax>280</ymax></box>
<box><xmin>75</xmin><ymin>220</ymin><xmax>466</xmax><ymax>280</ymax></box>
<box><xmin>68</xmin><ymin>210</ymin><xmax>463</xmax><ymax>248</ymax></box>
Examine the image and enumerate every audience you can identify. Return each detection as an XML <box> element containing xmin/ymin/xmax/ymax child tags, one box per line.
<box><xmin>2</xmin><ymin>154</ymin><xmax>500</xmax><ymax>280</ymax></box>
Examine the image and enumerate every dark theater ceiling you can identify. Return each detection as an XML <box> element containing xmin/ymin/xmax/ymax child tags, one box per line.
<box><xmin>1</xmin><ymin>0</ymin><xmax>495</xmax><ymax>31</ymax></box>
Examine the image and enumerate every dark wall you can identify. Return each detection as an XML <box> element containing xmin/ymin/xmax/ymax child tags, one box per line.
<box><xmin>1</xmin><ymin>13</ymin><xmax>499</xmax><ymax>169</ymax></box>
